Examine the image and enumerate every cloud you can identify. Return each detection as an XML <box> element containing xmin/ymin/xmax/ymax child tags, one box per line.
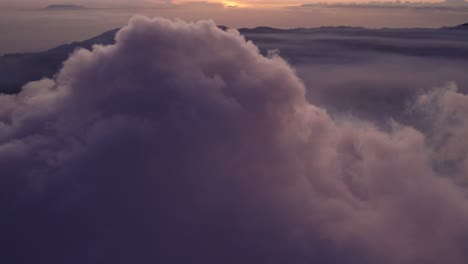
<box><xmin>240</xmin><ymin>28</ymin><xmax>468</xmax><ymax>122</ymax></box>
<box><xmin>412</xmin><ymin>83</ymin><xmax>468</xmax><ymax>183</ymax></box>
<box><xmin>297</xmin><ymin>1</ymin><xmax>468</xmax><ymax>10</ymax></box>
<box><xmin>1</xmin><ymin>16</ymin><xmax>468</xmax><ymax>264</ymax></box>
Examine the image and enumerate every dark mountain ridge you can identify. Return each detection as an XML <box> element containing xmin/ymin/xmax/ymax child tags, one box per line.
<box><xmin>44</xmin><ymin>4</ymin><xmax>87</xmax><ymax>10</ymax></box>
<box><xmin>0</xmin><ymin>29</ymin><xmax>117</xmax><ymax>94</ymax></box>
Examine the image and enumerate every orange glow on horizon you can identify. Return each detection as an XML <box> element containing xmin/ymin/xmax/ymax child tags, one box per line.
<box><xmin>145</xmin><ymin>0</ymin><xmax>468</xmax><ymax>10</ymax></box>
<box><xmin>222</xmin><ymin>1</ymin><xmax>249</xmax><ymax>7</ymax></box>
<box><xmin>168</xmin><ymin>0</ymin><xmax>303</xmax><ymax>8</ymax></box>
<box><xmin>166</xmin><ymin>0</ymin><xmax>456</xmax><ymax>8</ymax></box>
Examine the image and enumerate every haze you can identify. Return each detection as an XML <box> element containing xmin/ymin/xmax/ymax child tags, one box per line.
<box><xmin>0</xmin><ymin>0</ymin><xmax>462</xmax><ymax>8</ymax></box>
<box><xmin>1</xmin><ymin>0</ymin><xmax>468</xmax><ymax>54</ymax></box>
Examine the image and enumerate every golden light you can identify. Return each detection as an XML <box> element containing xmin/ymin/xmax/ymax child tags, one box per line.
<box><xmin>222</xmin><ymin>1</ymin><xmax>249</xmax><ymax>8</ymax></box>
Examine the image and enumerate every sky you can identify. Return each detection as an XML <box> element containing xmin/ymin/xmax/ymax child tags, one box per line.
<box><xmin>0</xmin><ymin>0</ymin><xmax>467</xmax><ymax>54</ymax></box>
<box><xmin>1</xmin><ymin>0</ymin><xmax>468</xmax><ymax>8</ymax></box>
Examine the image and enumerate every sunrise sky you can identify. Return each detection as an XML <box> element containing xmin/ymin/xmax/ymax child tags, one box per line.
<box><xmin>2</xmin><ymin>0</ymin><xmax>467</xmax><ymax>8</ymax></box>
<box><xmin>1</xmin><ymin>0</ymin><xmax>467</xmax><ymax>55</ymax></box>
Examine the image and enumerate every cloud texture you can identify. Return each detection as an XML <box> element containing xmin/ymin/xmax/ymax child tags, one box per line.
<box><xmin>241</xmin><ymin>28</ymin><xmax>468</xmax><ymax>123</ymax></box>
<box><xmin>1</xmin><ymin>16</ymin><xmax>468</xmax><ymax>264</ymax></box>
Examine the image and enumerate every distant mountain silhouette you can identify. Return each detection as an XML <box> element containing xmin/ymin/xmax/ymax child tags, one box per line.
<box><xmin>239</xmin><ymin>26</ymin><xmax>364</xmax><ymax>33</ymax></box>
<box><xmin>455</xmin><ymin>23</ymin><xmax>468</xmax><ymax>29</ymax></box>
<box><xmin>217</xmin><ymin>25</ymin><xmax>229</xmax><ymax>31</ymax></box>
<box><xmin>0</xmin><ymin>29</ymin><xmax>117</xmax><ymax>94</ymax></box>
<box><xmin>441</xmin><ymin>22</ymin><xmax>468</xmax><ymax>30</ymax></box>
<box><xmin>1</xmin><ymin>24</ymin><xmax>467</xmax><ymax>94</ymax></box>
<box><xmin>44</xmin><ymin>4</ymin><xmax>87</xmax><ymax>10</ymax></box>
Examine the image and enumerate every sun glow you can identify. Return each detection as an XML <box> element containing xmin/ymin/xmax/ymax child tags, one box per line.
<box><xmin>222</xmin><ymin>1</ymin><xmax>249</xmax><ymax>7</ymax></box>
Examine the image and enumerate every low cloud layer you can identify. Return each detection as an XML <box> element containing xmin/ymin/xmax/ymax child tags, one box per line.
<box><xmin>1</xmin><ymin>16</ymin><xmax>468</xmax><ymax>264</ymax></box>
<box><xmin>241</xmin><ymin>27</ymin><xmax>468</xmax><ymax>122</ymax></box>
<box><xmin>299</xmin><ymin>1</ymin><xmax>468</xmax><ymax>9</ymax></box>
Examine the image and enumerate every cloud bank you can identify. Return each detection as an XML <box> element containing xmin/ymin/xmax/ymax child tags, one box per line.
<box><xmin>240</xmin><ymin>27</ymin><xmax>468</xmax><ymax>122</ymax></box>
<box><xmin>299</xmin><ymin>1</ymin><xmax>468</xmax><ymax>10</ymax></box>
<box><xmin>1</xmin><ymin>16</ymin><xmax>468</xmax><ymax>264</ymax></box>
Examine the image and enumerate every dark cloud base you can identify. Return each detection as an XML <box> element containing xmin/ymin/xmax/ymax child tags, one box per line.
<box><xmin>1</xmin><ymin>17</ymin><xmax>468</xmax><ymax>264</ymax></box>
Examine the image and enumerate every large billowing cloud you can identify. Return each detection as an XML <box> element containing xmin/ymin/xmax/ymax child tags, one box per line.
<box><xmin>1</xmin><ymin>16</ymin><xmax>468</xmax><ymax>264</ymax></box>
